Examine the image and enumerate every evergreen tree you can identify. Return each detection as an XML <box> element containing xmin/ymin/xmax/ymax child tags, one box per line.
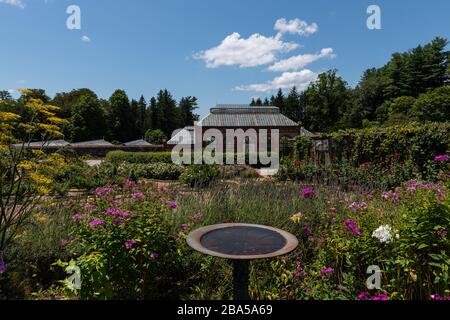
<box><xmin>137</xmin><ymin>95</ymin><xmax>147</xmax><ymax>137</ymax></box>
<box><xmin>108</xmin><ymin>89</ymin><xmax>133</xmax><ymax>142</ymax></box>
<box><xmin>178</xmin><ymin>96</ymin><xmax>199</xmax><ymax>126</ymax></box>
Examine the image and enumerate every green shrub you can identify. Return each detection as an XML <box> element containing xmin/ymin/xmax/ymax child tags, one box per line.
<box><xmin>58</xmin><ymin>182</ymin><xmax>183</xmax><ymax>299</ymax></box>
<box><xmin>180</xmin><ymin>165</ymin><xmax>220</xmax><ymax>187</ymax></box>
<box><xmin>292</xmin><ymin>136</ymin><xmax>314</xmax><ymax>161</ymax></box>
<box><xmin>144</xmin><ymin>129</ymin><xmax>167</xmax><ymax>144</ymax></box>
<box><xmin>117</xmin><ymin>162</ymin><xmax>184</xmax><ymax>180</ymax></box>
<box><xmin>105</xmin><ymin>151</ymin><xmax>174</xmax><ymax>164</ymax></box>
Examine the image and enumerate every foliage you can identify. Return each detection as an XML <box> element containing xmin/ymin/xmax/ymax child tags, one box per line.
<box><xmin>105</xmin><ymin>151</ymin><xmax>174</xmax><ymax>164</ymax></box>
<box><xmin>59</xmin><ymin>182</ymin><xmax>183</xmax><ymax>299</ymax></box>
<box><xmin>117</xmin><ymin>162</ymin><xmax>184</xmax><ymax>180</ymax></box>
<box><xmin>144</xmin><ymin>129</ymin><xmax>167</xmax><ymax>144</ymax></box>
<box><xmin>179</xmin><ymin>165</ymin><xmax>221</xmax><ymax>188</ymax></box>
<box><xmin>291</xmin><ymin>136</ymin><xmax>314</xmax><ymax>161</ymax></box>
<box><xmin>0</xmin><ymin>89</ymin><xmax>68</xmax><ymax>255</ymax></box>
<box><xmin>409</xmin><ymin>86</ymin><xmax>450</xmax><ymax>122</ymax></box>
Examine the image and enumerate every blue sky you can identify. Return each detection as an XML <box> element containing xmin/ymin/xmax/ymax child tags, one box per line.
<box><xmin>1</xmin><ymin>0</ymin><xmax>449</xmax><ymax>116</ymax></box>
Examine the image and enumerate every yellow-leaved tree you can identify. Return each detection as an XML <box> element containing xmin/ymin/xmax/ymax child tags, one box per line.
<box><xmin>0</xmin><ymin>89</ymin><xmax>68</xmax><ymax>260</ymax></box>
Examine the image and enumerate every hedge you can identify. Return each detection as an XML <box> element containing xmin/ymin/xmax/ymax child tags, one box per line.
<box><xmin>105</xmin><ymin>150</ymin><xmax>278</xmax><ymax>167</ymax></box>
<box><xmin>327</xmin><ymin>122</ymin><xmax>450</xmax><ymax>172</ymax></box>
<box><xmin>106</xmin><ymin>151</ymin><xmax>174</xmax><ymax>164</ymax></box>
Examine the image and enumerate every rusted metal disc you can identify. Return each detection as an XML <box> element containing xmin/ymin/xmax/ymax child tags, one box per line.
<box><xmin>186</xmin><ymin>223</ymin><xmax>298</xmax><ymax>260</ymax></box>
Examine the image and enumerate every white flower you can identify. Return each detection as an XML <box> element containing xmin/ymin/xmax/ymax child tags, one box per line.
<box><xmin>372</xmin><ymin>225</ymin><xmax>393</xmax><ymax>244</ymax></box>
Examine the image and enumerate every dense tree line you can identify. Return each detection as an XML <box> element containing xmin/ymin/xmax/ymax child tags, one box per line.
<box><xmin>251</xmin><ymin>37</ymin><xmax>450</xmax><ymax>132</ymax></box>
<box><xmin>0</xmin><ymin>88</ymin><xmax>198</xmax><ymax>143</ymax></box>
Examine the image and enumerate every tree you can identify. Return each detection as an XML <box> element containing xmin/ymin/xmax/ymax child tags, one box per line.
<box><xmin>108</xmin><ymin>89</ymin><xmax>133</xmax><ymax>142</ymax></box>
<box><xmin>144</xmin><ymin>129</ymin><xmax>167</xmax><ymax>144</ymax></box>
<box><xmin>137</xmin><ymin>95</ymin><xmax>147</xmax><ymax>137</ymax></box>
<box><xmin>284</xmin><ymin>86</ymin><xmax>301</xmax><ymax>122</ymax></box>
<box><xmin>156</xmin><ymin>89</ymin><xmax>179</xmax><ymax>137</ymax></box>
<box><xmin>0</xmin><ymin>89</ymin><xmax>68</xmax><ymax>260</ymax></box>
<box><xmin>70</xmin><ymin>94</ymin><xmax>106</xmax><ymax>142</ymax></box>
<box><xmin>273</xmin><ymin>89</ymin><xmax>285</xmax><ymax>113</ymax></box>
<box><xmin>385</xmin><ymin>96</ymin><xmax>416</xmax><ymax>125</ymax></box>
<box><xmin>0</xmin><ymin>91</ymin><xmax>13</xmax><ymax>101</ymax></box>
<box><xmin>409</xmin><ymin>86</ymin><xmax>450</xmax><ymax>122</ymax></box>
<box><xmin>178</xmin><ymin>96</ymin><xmax>199</xmax><ymax>126</ymax></box>
<box><xmin>303</xmin><ymin>70</ymin><xmax>352</xmax><ymax>132</ymax></box>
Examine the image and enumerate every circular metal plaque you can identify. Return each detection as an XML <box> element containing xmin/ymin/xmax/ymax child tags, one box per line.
<box><xmin>187</xmin><ymin>223</ymin><xmax>298</xmax><ymax>260</ymax></box>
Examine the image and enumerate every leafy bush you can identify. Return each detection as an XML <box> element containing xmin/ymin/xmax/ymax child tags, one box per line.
<box><xmin>117</xmin><ymin>162</ymin><xmax>184</xmax><ymax>180</ymax></box>
<box><xmin>292</xmin><ymin>136</ymin><xmax>314</xmax><ymax>160</ymax></box>
<box><xmin>180</xmin><ymin>165</ymin><xmax>220</xmax><ymax>187</ymax></box>
<box><xmin>58</xmin><ymin>182</ymin><xmax>183</xmax><ymax>299</ymax></box>
<box><xmin>328</xmin><ymin>122</ymin><xmax>450</xmax><ymax>177</ymax></box>
<box><xmin>105</xmin><ymin>151</ymin><xmax>174</xmax><ymax>164</ymax></box>
<box><xmin>144</xmin><ymin>129</ymin><xmax>167</xmax><ymax>144</ymax></box>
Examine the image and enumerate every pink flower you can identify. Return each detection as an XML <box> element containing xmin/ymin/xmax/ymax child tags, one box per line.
<box><xmin>89</xmin><ymin>218</ymin><xmax>105</xmax><ymax>228</ymax></box>
<box><xmin>124</xmin><ymin>239</ymin><xmax>137</xmax><ymax>250</ymax></box>
<box><xmin>434</xmin><ymin>154</ymin><xmax>449</xmax><ymax>162</ymax></box>
<box><xmin>302</xmin><ymin>188</ymin><xmax>317</xmax><ymax>199</ymax></box>
<box><xmin>437</xmin><ymin>228</ymin><xmax>447</xmax><ymax>238</ymax></box>
<box><xmin>371</xmin><ymin>294</ymin><xmax>389</xmax><ymax>301</ymax></box>
<box><xmin>344</xmin><ymin>219</ymin><xmax>362</xmax><ymax>237</ymax></box>
<box><xmin>72</xmin><ymin>213</ymin><xmax>84</xmax><ymax>222</ymax></box>
<box><xmin>60</xmin><ymin>239</ymin><xmax>69</xmax><ymax>247</ymax></box>
<box><xmin>329</xmin><ymin>207</ymin><xmax>337</xmax><ymax>212</ymax></box>
<box><xmin>124</xmin><ymin>179</ymin><xmax>136</xmax><ymax>188</ymax></box>
<box><xmin>131</xmin><ymin>192</ymin><xmax>145</xmax><ymax>200</ymax></box>
<box><xmin>169</xmin><ymin>201</ymin><xmax>177</xmax><ymax>209</ymax></box>
<box><xmin>95</xmin><ymin>187</ymin><xmax>113</xmax><ymax>197</ymax></box>
<box><xmin>150</xmin><ymin>252</ymin><xmax>158</xmax><ymax>259</ymax></box>
<box><xmin>431</xmin><ymin>294</ymin><xmax>450</xmax><ymax>300</ymax></box>
<box><xmin>357</xmin><ymin>291</ymin><xmax>371</xmax><ymax>300</ymax></box>
<box><xmin>320</xmin><ymin>267</ymin><xmax>333</xmax><ymax>274</ymax></box>
<box><xmin>193</xmin><ymin>212</ymin><xmax>203</xmax><ymax>221</ymax></box>
<box><xmin>112</xmin><ymin>217</ymin><xmax>123</xmax><ymax>225</ymax></box>
<box><xmin>180</xmin><ymin>223</ymin><xmax>189</xmax><ymax>231</ymax></box>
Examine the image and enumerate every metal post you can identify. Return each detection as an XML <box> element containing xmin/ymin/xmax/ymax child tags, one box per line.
<box><xmin>233</xmin><ymin>260</ymin><xmax>250</xmax><ymax>300</ymax></box>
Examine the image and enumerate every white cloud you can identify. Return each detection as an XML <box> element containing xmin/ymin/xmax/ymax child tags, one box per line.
<box><xmin>274</xmin><ymin>18</ymin><xmax>318</xmax><ymax>36</ymax></box>
<box><xmin>267</xmin><ymin>48</ymin><xmax>335</xmax><ymax>72</ymax></box>
<box><xmin>81</xmin><ymin>35</ymin><xmax>91</xmax><ymax>43</ymax></box>
<box><xmin>235</xmin><ymin>70</ymin><xmax>318</xmax><ymax>92</ymax></box>
<box><xmin>194</xmin><ymin>32</ymin><xmax>299</xmax><ymax>68</ymax></box>
<box><xmin>0</xmin><ymin>0</ymin><xmax>25</xmax><ymax>9</ymax></box>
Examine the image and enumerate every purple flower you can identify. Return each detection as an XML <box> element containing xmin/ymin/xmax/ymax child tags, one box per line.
<box><xmin>150</xmin><ymin>252</ymin><xmax>158</xmax><ymax>259</ymax></box>
<box><xmin>60</xmin><ymin>239</ymin><xmax>69</xmax><ymax>247</ymax></box>
<box><xmin>358</xmin><ymin>201</ymin><xmax>367</xmax><ymax>210</ymax></box>
<box><xmin>344</xmin><ymin>219</ymin><xmax>362</xmax><ymax>237</ymax></box>
<box><xmin>320</xmin><ymin>267</ymin><xmax>333</xmax><ymax>274</ymax></box>
<box><xmin>371</xmin><ymin>294</ymin><xmax>389</xmax><ymax>301</ymax></box>
<box><xmin>112</xmin><ymin>217</ymin><xmax>123</xmax><ymax>225</ymax></box>
<box><xmin>72</xmin><ymin>213</ymin><xmax>84</xmax><ymax>222</ymax></box>
<box><xmin>169</xmin><ymin>201</ymin><xmax>177</xmax><ymax>209</ymax></box>
<box><xmin>89</xmin><ymin>218</ymin><xmax>105</xmax><ymax>228</ymax></box>
<box><xmin>357</xmin><ymin>291</ymin><xmax>371</xmax><ymax>300</ymax></box>
<box><xmin>180</xmin><ymin>223</ymin><xmax>189</xmax><ymax>231</ymax></box>
<box><xmin>302</xmin><ymin>188</ymin><xmax>317</xmax><ymax>199</ymax></box>
<box><xmin>124</xmin><ymin>179</ymin><xmax>136</xmax><ymax>188</ymax></box>
<box><xmin>131</xmin><ymin>192</ymin><xmax>144</xmax><ymax>200</ymax></box>
<box><xmin>431</xmin><ymin>294</ymin><xmax>450</xmax><ymax>300</ymax></box>
<box><xmin>103</xmin><ymin>208</ymin><xmax>130</xmax><ymax>218</ymax></box>
<box><xmin>437</xmin><ymin>228</ymin><xmax>447</xmax><ymax>238</ymax></box>
<box><xmin>124</xmin><ymin>239</ymin><xmax>137</xmax><ymax>250</ymax></box>
<box><xmin>381</xmin><ymin>192</ymin><xmax>389</xmax><ymax>200</ymax></box>
<box><xmin>95</xmin><ymin>186</ymin><xmax>113</xmax><ymax>197</ymax></box>
<box><xmin>329</xmin><ymin>207</ymin><xmax>337</xmax><ymax>212</ymax></box>
<box><xmin>0</xmin><ymin>251</ymin><xmax>7</xmax><ymax>274</ymax></box>
<box><xmin>434</xmin><ymin>154</ymin><xmax>449</xmax><ymax>162</ymax></box>
<box><xmin>193</xmin><ymin>212</ymin><xmax>203</xmax><ymax>221</ymax></box>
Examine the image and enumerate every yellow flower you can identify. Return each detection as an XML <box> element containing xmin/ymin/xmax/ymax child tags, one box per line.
<box><xmin>33</xmin><ymin>213</ymin><xmax>49</xmax><ymax>223</ymax></box>
<box><xmin>290</xmin><ymin>213</ymin><xmax>302</xmax><ymax>223</ymax></box>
